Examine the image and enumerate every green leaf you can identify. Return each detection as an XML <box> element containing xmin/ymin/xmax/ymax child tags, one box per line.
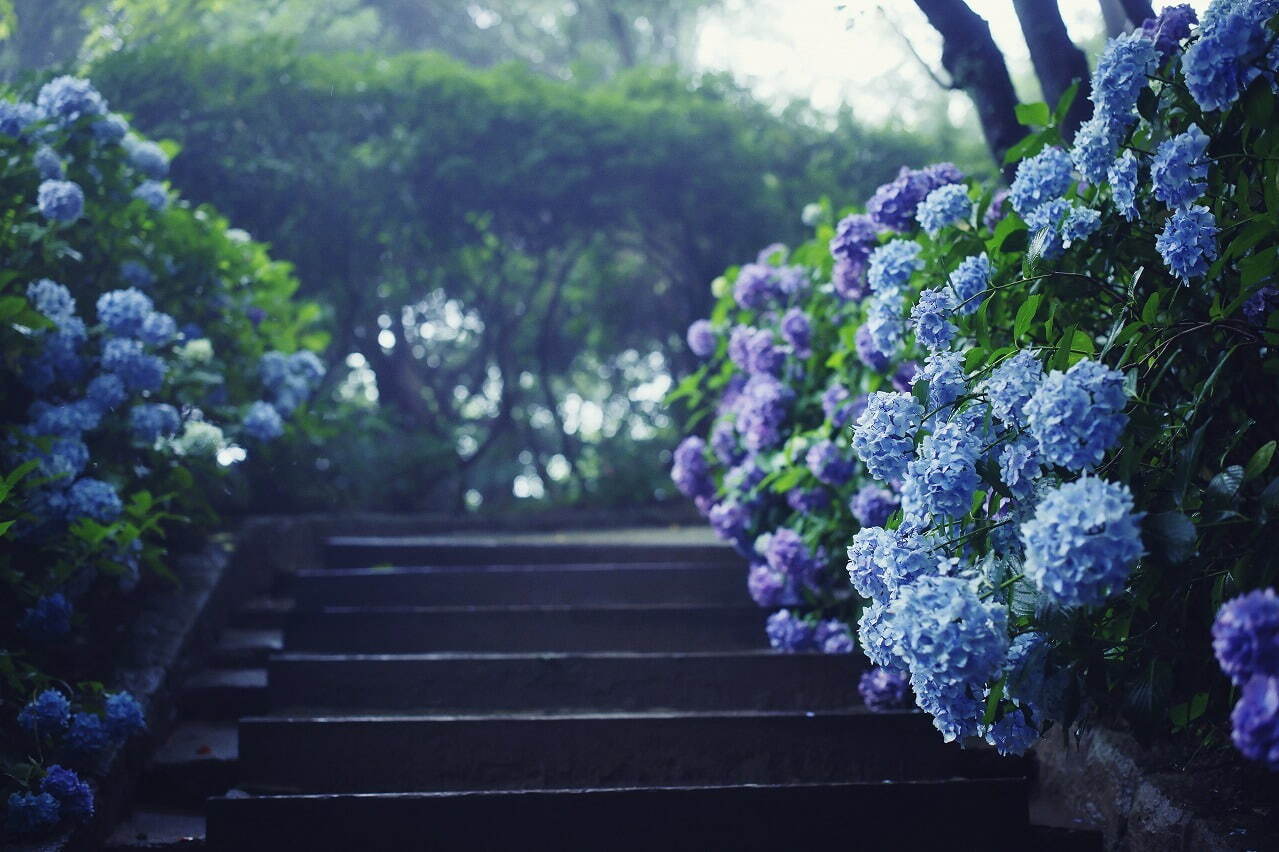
<box><xmin>1208</xmin><ymin>465</ymin><xmax>1245</xmax><ymax>502</ymax></box>
<box><xmin>1024</xmin><ymin>229</ymin><xmax>1054</xmax><ymax>277</ymax></box>
<box><xmin>1244</xmin><ymin>441</ymin><xmax>1276</xmax><ymax>481</ymax></box>
<box><xmin>0</xmin><ymin>520</ymin><xmax>14</xmax><ymax>538</ymax></box>
<box><xmin>1013</xmin><ymin>294</ymin><xmax>1042</xmax><ymax>342</ymax></box>
<box><xmin>1140</xmin><ymin>291</ymin><xmax>1160</xmax><ymax>324</ymax></box>
<box><xmin>983</xmin><ymin>677</ymin><xmax>1006</xmax><ymax>726</ymax></box>
<box><xmin>1146</xmin><ymin>511</ymin><xmax>1197</xmax><ymax>564</ymax></box>
<box><xmin>1015</xmin><ymin>102</ymin><xmax>1051</xmax><ymax>127</ymax></box>
<box><xmin>1053</xmin><ymin>81</ymin><xmax>1080</xmax><ymax>123</ymax></box>
<box><xmin>0</xmin><ymin>294</ymin><xmax>26</xmax><ymax>321</ymax></box>
<box><xmin>1002</xmin><ymin>132</ymin><xmax>1045</xmax><ymax>167</ymax></box>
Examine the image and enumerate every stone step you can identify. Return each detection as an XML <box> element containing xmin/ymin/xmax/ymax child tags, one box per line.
<box><xmin>284</xmin><ymin>604</ymin><xmax>765</xmax><ymax>653</ymax></box>
<box><xmin>267</xmin><ymin>650</ymin><xmax>863</xmax><ymax>714</ymax></box>
<box><xmin>207</xmin><ymin>628</ymin><xmax>283</xmax><ymax>667</ymax></box>
<box><xmin>137</xmin><ymin>723</ymin><xmax>239</xmax><ymax>808</ymax></box>
<box><xmin>237</xmin><ymin>710</ymin><xmax>1024</xmax><ymax>794</ymax></box>
<box><xmin>206</xmin><ymin>779</ymin><xmax>1031</xmax><ymax>851</ymax></box>
<box><xmin>324</xmin><ymin>536</ymin><xmax>742</xmax><ymax>569</ymax></box>
<box><xmin>227</xmin><ymin>596</ymin><xmax>294</xmax><ymax>629</ymax></box>
<box><xmin>290</xmin><ymin>563</ymin><xmax>749</xmax><ymax>607</ymax></box>
<box><xmin>103</xmin><ymin>809</ymin><xmax>206</xmax><ymax>849</ymax></box>
<box><xmin>176</xmin><ymin>669</ymin><xmax>268</xmax><ymax>721</ymax></box>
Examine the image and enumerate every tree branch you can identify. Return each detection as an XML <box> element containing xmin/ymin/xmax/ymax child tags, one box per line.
<box><xmin>1012</xmin><ymin>0</ymin><xmax>1093</xmax><ymax>138</ymax></box>
<box><xmin>1117</xmin><ymin>0</ymin><xmax>1155</xmax><ymax>27</ymax></box>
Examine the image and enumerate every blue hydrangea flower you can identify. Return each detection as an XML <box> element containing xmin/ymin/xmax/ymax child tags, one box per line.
<box><xmin>766</xmin><ymin>609</ymin><xmax>817</xmax><ymax>652</ymax></box>
<box><xmin>133</xmin><ymin>180</ymin><xmax>168</xmax><ymax>211</ymax></box>
<box><xmin>1025</xmin><ymin>358</ymin><xmax>1127</xmax><ymax>471</ymax></box>
<box><xmin>948</xmin><ymin>253</ymin><xmax>993</xmax><ymax>316</ymax></box>
<box><xmin>21</xmin><ymin>435</ymin><xmax>89</xmax><ymax>484</ymax></box>
<box><xmin>894</xmin><ymin>574</ymin><xmax>1009</xmax><ymax>695</ymax></box>
<box><xmin>1142</xmin><ymin>4</ymin><xmax>1198</xmax><ymax>53</ymax></box>
<box><xmin>41</xmin><ymin>766</ymin><xmax>94</xmax><ymax>822</ymax></box>
<box><xmin>1091</xmin><ymin>31</ymin><xmax>1158</xmax><ymax>130</ymax></box>
<box><xmin>686</xmin><ymin>319</ymin><xmax>716</xmax><ymax>358</ymax></box>
<box><xmin>779</xmin><ymin>308</ymin><xmax>811</xmax><ymax>358</ymax></box>
<box><xmin>1020</xmin><ymin>477</ymin><xmax>1144</xmax><ymax>609</ymax></box>
<box><xmin>786</xmin><ymin>486</ymin><xmax>830</xmax><ymax>514</ymax></box>
<box><xmin>38</xmin><ymin>180</ymin><xmax>85</xmax><ymax>223</ymax></box>
<box><xmin>852</xmin><ymin>391</ymin><xmax>924</xmax><ymax>482</ymax></box>
<box><xmin>1070</xmin><ymin>116</ymin><xmax>1118</xmax><ymax>185</ymax></box>
<box><xmin>855</xmin><ymin>323</ymin><xmax>890</xmax><ymax>372</ymax></box>
<box><xmin>916</xmin><ymin>183</ymin><xmax>972</xmax><ymax>235</ymax></box>
<box><xmin>243</xmin><ymin>401</ymin><xmax>285</xmax><ymax>443</ymax></box>
<box><xmin>19</xmin><ymin>594</ymin><xmax>73</xmax><ymax>643</ymax></box>
<box><xmin>1059</xmin><ymin>205</ymin><xmax>1101</xmax><ymax>249</ymax></box>
<box><xmin>829</xmin><ymin>212</ymin><xmax>881</xmax><ymax>271</ymax></box>
<box><xmin>747</xmin><ymin>561</ymin><xmax>792</xmax><ymax>607</ymax></box>
<box><xmin>815</xmin><ymin>619</ymin><xmax>855</xmax><ymax>654</ymax></box>
<box><xmin>37</xmin><ymin>76</ymin><xmax>107</xmax><ymax>124</ymax></box>
<box><xmin>998</xmin><ymin>435</ymin><xmax>1042</xmax><ymax>500</ymax></box>
<box><xmin>868</xmin><ymin>164</ymin><xmax>963</xmax><ymax>232</ymax></box>
<box><xmin>66</xmin><ymin>478</ymin><xmax>123</xmax><ymax>523</ymax></box>
<box><xmin>104</xmin><ymin>692</ymin><xmax>146</xmax><ymax>740</ymax></box>
<box><xmin>1157</xmin><ymin>204</ymin><xmax>1219</xmax><ymax>282</ymax></box>
<box><xmin>915</xmin><ymin>350</ymin><xmax>967</xmax><ymax>413</ymax></box>
<box><xmin>1002</xmin><ymin>631</ymin><xmax>1054</xmax><ymax>712</ymax></box>
<box><xmin>671</xmin><ymin>436</ymin><xmax>713</xmax><ymax>501</ymax></box>
<box><xmin>820</xmin><ymin>384</ymin><xmax>855</xmax><ymax>428</ymax></box>
<box><xmin>63</xmin><ymin>712</ymin><xmax>110</xmax><ymax>757</ymax></box>
<box><xmin>1231</xmin><ymin>674</ymin><xmax>1279</xmax><ymax>769</ymax></box>
<box><xmin>857</xmin><ymin>599</ymin><xmax>908</xmax><ymax>671</ymax></box>
<box><xmin>866</xmin><ymin>288</ymin><xmax>906</xmax><ymax>355</ymax></box>
<box><xmin>92</xmin><ymin>113</ymin><xmax>129</xmax><ymax>144</ymax></box>
<box><xmin>980</xmin><ymin>350</ymin><xmax>1044</xmax><ymax>428</ymax></box>
<box><xmin>120</xmin><ymin>260</ymin><xmax>155</xmax><ymax>289</ymax></box>
<box><xmin>31</xmin><ymin>400</ymin><xmax>100</xmax><ymax>436</ymax></box>
<box><xmin>833</xmin><ymin>256</ymin><xmax>869</xmax><ymax>301</ymax></box>
<box><xmin>850</xmin><ymin>484</ymin><xmax>899</xmax><ymax>530</ymax></box>
<box><xmin>913</xmin><ymin>675</ymin><xmax>991</xmax><ymax>743</ymax></box>
<box><xmin>806</xmin><ymin>439</ymin><xmax>855</xmax><ymax>486</ymax></box>
<box><xmin>1151</xmin><ymin>125</ymin><xmax>1210</xmax><ymax>209</ymax></box>
<box><xmin>910</xmin><ymin>288</ymin><xmax>957</xmax><ymax>352</ymax></box>
<box><xmin>901</xmin><ymin>419</ymin><xmax>982</xmax><ymax>524</ymax></box>
<box><xmin>867</xmin><ymin>240</ymin><xmax>923</xmax><ymax>293</ymax></box>
<box><xmin>0</xmin><ymin>98</ymin><xmax>40</xmax><ymax>137</ymax></box>
<box><xmin>859</xmin><ymin>667</ymin><xmax>912</xmax><ymax>711</ymax></box>
<box><xmin>1213</xmin><ymin>588</ymin><xmax>1279</xmax><ymax>685</ymax></box>
<box><xmin>709</xmin><ymin>418</ymin><xmax>742</xmax><ymax>466</ymax></box>
<box><xmin>96</xmin><ymin>288</ymin><xmax>154</xmax><ymax>336</ymax></box>
<box><xmin>724</xmin><ymin>457</ymin><xmax>766</xmax><ymax>501</ymax></box>
<box><xmin>17</xmin><ymin>689</ymin><xmax>71</xmax><ymax>735</ymax></box>
<box><xmin>1108</xmin><ymin>150</ymin><xmax>1141</xmax><ymax>221</ymax></box>
<box><xmin>86</xmin><ymin>374</ymin><xmax>127</xmax><ymax>413</ymax></box>
<box><xmin>103</xmin><ymin>338</ymin><xmax>166</xmax><ymax>392</ymax></box>
<box><xmin>5</xmin><ymin>792</ymin><xmax>60</xmax><ymax>835</ymax></box>
<box><xmin>261</xmin><ymin>350</ymin><xmax>325</xmax><ymax>414</ymax></box>
<box><xmin>847</xmin><ymin>525</ymin><xmax>934</xmax><ymax>603</ymax></box>
<box><xmin>1009</xmin><ymin>147</ymin><xmax>1073</xmax><ymax>217</ymax></box>
<box><xmin>985</xmin><ymin>708</ymin><xmax>1042</xmax><ymax>756</ymax></box>
<box><xmin>27</xmin><ymin>279</ymin><xmax>76</xmax><ymax>324</ymax></box>
<box><xmin>763</xmin><ymin>527</ymin><xmax>818</xmax><ymax>588</ymax></box>
<box><xmin>1183</xmin><ymin>9</ymin><xmax>1270</xmax><ymax>112</ymax></box>
<box><xmin>708</xmin><ymin>500</ymin><xmax>750</xmax><ymax>549</ymax></box>
<box><xmin>735</xmin><ymin>374</ymin><xmax>793</xmax><ymax>452</ymax></box>
<box><xmin>1243</xmin><ymin>286</ymin><xmax>1279</xmax><ymax>325</ymax></box>
<box><xmin>35</xmin><ymin>145</ymin><xmax>65</xmax><ymax>180</ymax></box>
<box><xmin>733</xmin><ymin>263</ymin><xmax>782</xmax><ymax>310</ymax></box>
<box><xmin>126</xmin><ymin>138</ymin><xmax>170</xmax><ymax>179</ymax></box>
<box><xmin>129</xmin><ymin>403</ymin><xmax>180</xmax><ymax>443</ymax></box>
<box><xmin>139</xmin><ymin>311</ymin><xmax>177</xmax><ymax>345</ymax></box>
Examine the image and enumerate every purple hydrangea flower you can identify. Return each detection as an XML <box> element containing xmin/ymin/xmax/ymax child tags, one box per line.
<box><xmin>1213</xmin><ymin>588</ymin><xmax>1279</xmax><ymax>686</ymax></box>
<box><xmin>859</xmin><ymin>667</ymin><xmax>912</xmax><ymax>711</ymax></box>
<box><xmin>765</xmin><ymin>609</ymin><xmax>817</xmax><ymax>652</ymax></box>
<box><xmin>1231</xmin><ymin>675</ymin><xmax>1279</xmax><ymax>770</ymax></box>
<box><xmin>41</xmin><ymin>766</ymin><xmax>94</xmax><ymax>821</ymax></box>
<box><xmin>1243</xmin><ymin>287</ymin><xmax>1279</xmax><ymax>326</ymax></box>
<box><xmin>1020</xmin><ymin>477</ymin><xmax>1144</xmax><ymax>609</ymax></box>
<box><xmin>708</xmin><ymin>500</ymin><xmax>750</xmax><ymax>547</ymax></box>
<box><xmin>747</xmin><ymin>561</ymin><xmax>793</xmax><ymax>607</ymax></box>
<box><xmin>850</xmin><ymin>484</ymin><xmax>899</xmax><ymax>529</ymax></box>
<box><xmin>984</xmin><ymin>188</ymin><xmax>1011</xmax><ymax>230</ymax></box>
<box><xmin>1156</xmin><ymin>205</ymin><xmax>1219</xmax><ymax>281</ymax></box>
<box><xmin>867</xmin><ymin>164</ymin><xmax>963</xmax><ymax>232</ymax></box>
<box><xmin>671</xmin><ymin>436</ymin><xmax>714</xmax><ymax>502</ymax></box>
<box><xmin>764</xmin><ymin>527</ymin><xmax>818</xmax><ymax>588</ymax></box>
<box><xmin>829</xmin><ymin>213</ymin><xmax>881</xmax><ymax>271</ymax></box>
<box><xmin>686</xmin><ymin>319</ymin><xmax>716</xmax><ymax>358</ymax></box>
<box><xmin>1141</xmin><ymin>5</ymin><xmax>1198</xmax><ymax>54</ymax></box>
<box><xmin>733</xmin><ymin>263</ymin><xmax>782</xmax><ymax>310</ymax></box>
<box><xmin>780</xmin><ymin>307</ymin><xmax>812</xmax><ymax>357</ymax></box>
<box><xmin>855</xmin><ymin>323</ymin><xmax>890</xmax><ymax>372</ymax></box>
<box><xmin>787</xmin><ymin>486</ymin><xmax>831</xmax><ymax>513</ymax></box>
<box><xmin>892</xmin><ymin>362</ymin><xmax>918</xmax><ymax>395</ymax></box>
<box><xmin>735</xmin><ymin>374</ymin><xmax>792</xmax><ymax>452</ymax></box>
<box><xmin>806</xmin><ymin>439</ymin><xmax>856</xmax><ymax>486</ymax></box>
<box><xmin>815</xmin><ymin>619</ymin><xmax>855</xmax><ymax>654</ymax></box>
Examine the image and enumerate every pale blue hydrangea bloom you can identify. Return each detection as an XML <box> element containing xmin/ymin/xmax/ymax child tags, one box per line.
<box><xmin>913</xmin><ymin>676</ymin><xmax>989</xmax><ymax>743</ymax></box>
<box><xmin>916</xmin><ymin>183</ymin><xmax>972</xmax><ymax>235</ymax></box>
<box><xmin>1151</xmin><ymin>124</ymin><xmax>1210</xmax><ymax>209</ymax></box>
<box><xmin>38</xmin><ymin>180</ymin><xmax>85</xmax><ymax>223</ymax></box>
<box><xmin>138</xmin><ymin>311</ymin><xmax>177</xmax><ymax>345</ymax></box>
<box><xmin>915</xmin><ymin>350</ymin><xmax>967</xmax><ymax>412</ymax></box>
<box><xmin>1060</xmin><ymin>205</ymin><xmax>1102</xmax><ymax>249</ymax></box>
<box><xmin>126</xmin><ymin>138</ymin><xmax>170</xmax><ymax>179</ymax></box>
<box><xmin>901</xmin><ymin>419</ymin><xmax>983</xmax><ymax>524</ymax></box>
<box><xmin>894</xmin><ymin>574</ymin><xmax>1009</xmax><ymax>694</ymax></box>
<box><xmin>866</xmin><ymin>287</ymin><xmax>906</xmax><ymax>355</ymax></box>
<box><xmin>910</xmin><ymin>288</ymin><xmax>957</xmax><ymax>351</ymax></box>
<box><xmin>92</xmin><ymin>113</ymin><xmax>129</xmax><ymax>144</ymax></box>
<box><xmin>1025</xmin><ymin>358</ymin><xmax>1127</xmax><ymax>471</ymax></box>
<box><xmin>132</xmin><ymin>180</ymin><xmax>168</xmax><ymax>211</ymax></box>
<box><xmin>243</xmin><ymin>401</ymin><xmax>285</xmax><ymax>442</ymax></box>
<box><xmin>27</xmin><ymin>279</ymin><xmax>76</xmax><ymax>324</ymax></box>
<box><xmin>852</xmin><ymin>391</ymin><xmax>924</xmax><ymax>482</ymax></box>
<box><xmin>1009</xmin><ymin>146</ymin><xmax>1073</xmax><ymax>217</ymax></box>
<box><xmin>1108</xmin><ymin>150</ymin><xmax>1141</xmax><ymax>221</ymax></box>
<box><xmin>866</xmin><ymin>239</ymin><xmax>923</xmax><ymax>293</ymax></box>
<box><xmin>35</xmin><ymin>145</ymin><xmax>65</xmax><ymax>180</ymax></box>
<box><xmin>36</xmin><ymin>76</ymin><xmax>107</xmax><ymax>125</ymax></box>
<box><xmin>1090</xmin><ymin>31</ymin><xmax>1158</xmax><ymax>130</ymax></box>
<box><xmin>998</xmin><ymin>435</ymin><xmax>1042</xmax><ymax>499</ymax></box>
<box><xmin>1070</xmin><ymin>116</ymin><xmax>1118</xmax><ymax>185</ymax></box>
<box><xmin>1182</xmin><ymin>7</ymin><xmax>1271</xmax><ymax>112</ymax></box>
<box><xmin>766</xmin><ymin>609</ymin><xmax>817</xmax><ymax>652</ymax></box>
<box><xmin>847</xmin><ymin>525</ymin><xmax>934</xmax><ymax>603</ymax></box>
<box><xmin>1156</xmin><ymin>204</ymin><xmax>1219</xmax><ymax>281</ymax></box>
<box><xmin>948</xmin><ymin>253</ymin><xmax>993</xmax><ymax>316</ymax></box>
<box><xmin>0</xmin><ymin>99</ymin><xmax>40</xmax><ymax>137</ymax></box>
<box><xmin>102</xmin><ymin>338</ymin><xmax>166</xmax><ymax>392</ymax></box>
<box><xmin>857</xmin><ymin>599</ymin><xmax>908</xmax><ymax>672</ymax></box>
<box><xmin>66</xmin><ymin>478</ymin><xmax>123</xmax><ymax>522</ymax></box>
<box><xmin>129</xmin><ymin>403</ymin><xmax>181</xmax><ymax>442</ymax></box>
<box><xmin>97</xmin><ymin>288</ymin><xmax>155</xmax><ymax>336</ymax></box>
<box><xmin>985</xmin><ymin>708</ymin><xmax>1042</xmax><ymax>756</ymax></box>
<box><xmin>980</xmin><ymin>350</ymin><xmax>1044</xmax><ymax>429</ymax></box>
<box><xmin>1020</xmin><ymin>477</ymin><xmax>1144</xmax><ymax>609</ymax></box>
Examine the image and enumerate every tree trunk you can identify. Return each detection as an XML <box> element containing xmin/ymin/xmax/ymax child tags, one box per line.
<box><xmin>911</xmin><ymin>0</ymin><xmax>1024</xmax><ymax>168</ymax></box>
<box><xmin>1099</xmin><ymin>0</ymin><xmax>1129</xmax><ymax>37</ymax></box>
<box><xmin>1117</xmin><ymin>0</ymin><xmax>1155</xmax><ymax>27</ymax></box>
<box><xmin>1012</xmin><ymin>0</ymin><xmax>1093</xmax><ymax>139</ymax></box>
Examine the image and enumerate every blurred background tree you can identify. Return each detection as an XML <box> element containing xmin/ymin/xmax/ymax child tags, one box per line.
<box><xmin>0</xmin><ymin>0</ymin><xmax>1128</xmax><ymax>514</ymax></box>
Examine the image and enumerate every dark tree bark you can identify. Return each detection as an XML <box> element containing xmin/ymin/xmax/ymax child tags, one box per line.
<box><xmin>1099</xmin><ymin>0</ymin><xmax>1129</xmax><ymax>37</ymax></box>
<box><xmin>1012</xmin><ymin>0</ymin><xmax>1093</xmax><ymax>139</ymax></box>
<box><xmin>1118</xmin><ymin>0</ymin><xmax>1156</xmax><ymax>26</ymax></box>
<box><xmin>912</xmin><ymin>0</ymin><xmax>1024</xmax><ymax>168</ymax></box>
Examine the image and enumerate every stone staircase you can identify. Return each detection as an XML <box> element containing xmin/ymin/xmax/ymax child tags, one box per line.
<box><xmin>106</xmin><ymin>533</ymin><xmax>1100</xmax><ymax>850</ymax></box>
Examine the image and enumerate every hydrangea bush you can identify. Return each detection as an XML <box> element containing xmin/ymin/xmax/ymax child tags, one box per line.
<box><xmin>0</xmin><ymin>76</ymin><xmax>325</xmax><ymax>837</ymax></box>
<box><xmin>670</xmin><ymin>3</ymin><xmax>1279</xmax><ymax>762</ymax></box>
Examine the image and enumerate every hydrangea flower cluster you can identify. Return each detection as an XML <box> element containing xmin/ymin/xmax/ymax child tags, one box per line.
<box><xmin>1214</xmin><ymin>588</ymin><xmax>1279</xmax><ymax>769</ymax></box>
<box><xmin>859</xmin><ymin>667</ymin><xmax>912</xmax><ymax>712</ymax></box>
<box><xmin>915</xmin><ymin>183</ymin><xmax>972</xmax><ymax>236</ymax></box>
<box><xmin>1024</xmin><ymin>359</ymin><xmax>1127</xmax><ymax>471</ymax></box>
